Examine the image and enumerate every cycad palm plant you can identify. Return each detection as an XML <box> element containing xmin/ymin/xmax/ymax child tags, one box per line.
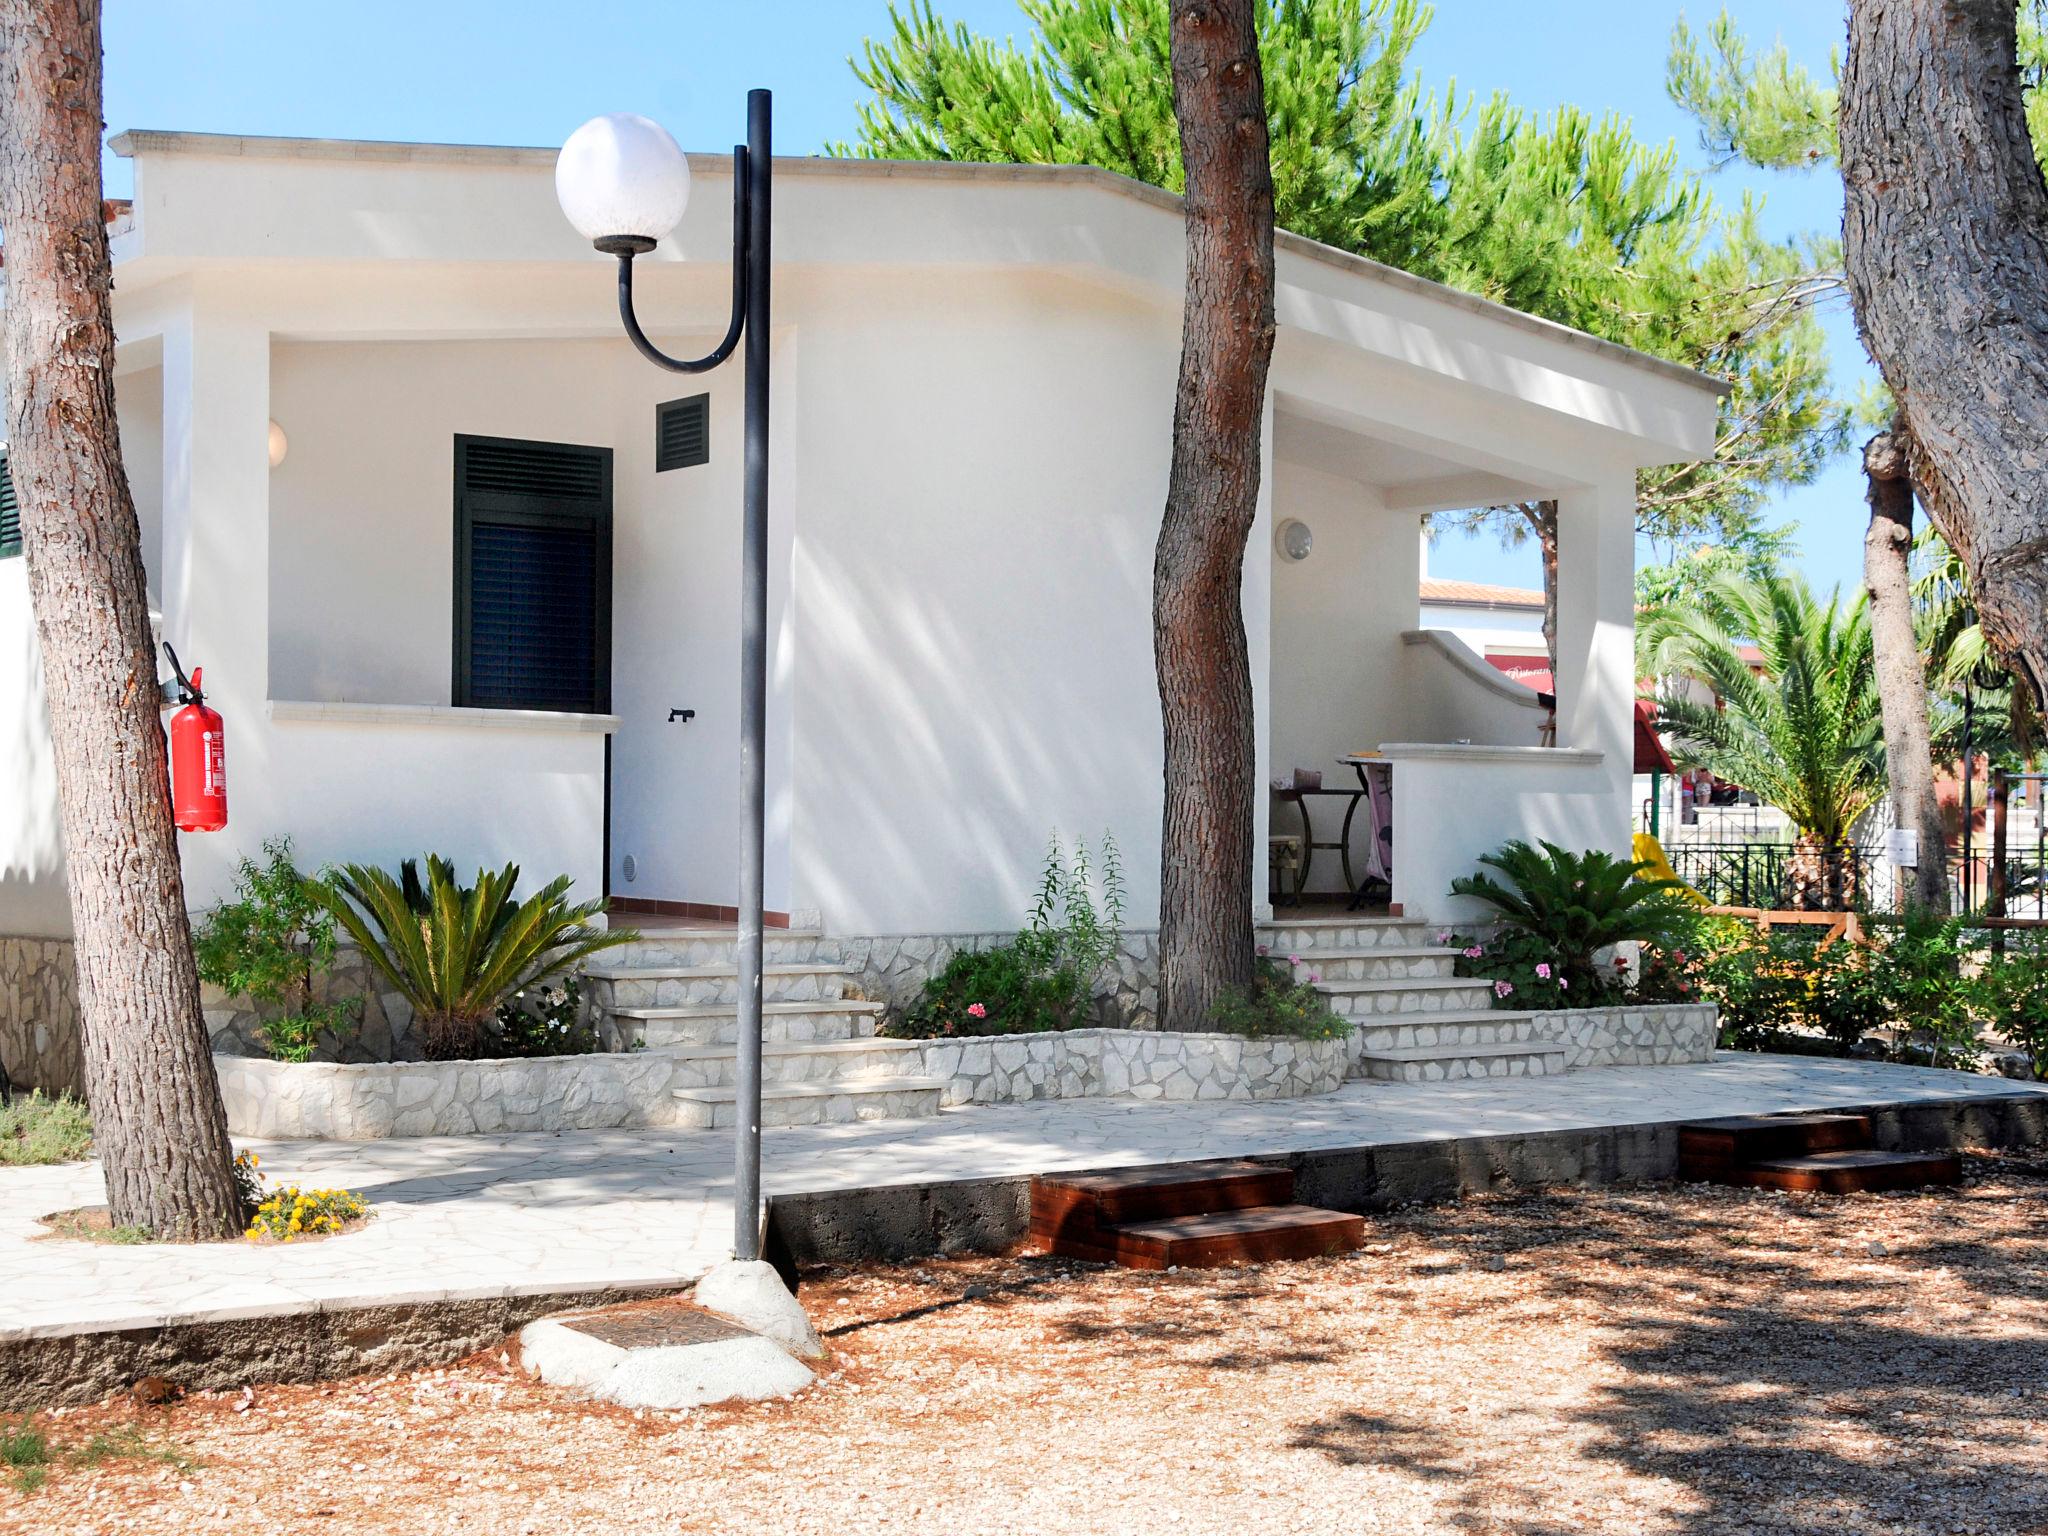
<box><xmin>320</xmin><ymin>856</ymin><xmax>636</xmax><ymax>1060</ymax></box>
<box><xmin>1449</xmin><ymin>839</ymin><xmax>1693</xmax><ymax>994</ymax></box>
<box><xmin>1641</xmin><ymin>571</ymin><xmax>1886</xmax><ymax>904</ymax></box>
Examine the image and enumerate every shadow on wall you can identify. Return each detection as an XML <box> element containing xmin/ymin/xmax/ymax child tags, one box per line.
<box><xmin>0</xmin><ymin>568</ymin><xmax>70</xmax><ymax>939</ymax></box>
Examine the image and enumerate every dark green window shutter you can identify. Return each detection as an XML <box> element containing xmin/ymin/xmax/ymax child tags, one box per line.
<box><xmin>453</xmin><ymin>435</ymin><xmax>612</xmax><ymax>713</ymax></box>
<box><xmin>0</xmin><ymin>450</ymin><xmax>20</xmax><ymax>559</ymax></box>
<box><xmin>655</xmin><ymin>394</ymin><xmax>709</xmax><ymax>471</ymax></box>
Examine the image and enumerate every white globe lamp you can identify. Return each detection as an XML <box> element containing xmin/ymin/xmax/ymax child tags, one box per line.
<box><xmin>555</xmin><ymin>113</ymin><xmax>691</xmax><ymax>253</ymax></box>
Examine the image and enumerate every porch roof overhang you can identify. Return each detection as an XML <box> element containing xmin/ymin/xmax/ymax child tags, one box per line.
<box><xmin>97</xmin><ymin>129</ymin><xmax>1725</xmax><ymax>473</ymax></box>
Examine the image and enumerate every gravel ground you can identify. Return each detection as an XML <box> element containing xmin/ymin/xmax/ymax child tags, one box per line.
<box><xmin>5</xmin><ymin>1151</ymin><xmax>2045</xmax><ymax>1536</ymax></box>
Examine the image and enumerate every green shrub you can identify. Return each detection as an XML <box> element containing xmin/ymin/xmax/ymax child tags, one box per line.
<box><xmin>1208</xmin><ymin>960</ymin><xmax>1350</xmax><ymax>1040</ymax></box>
<box><xmin>490</xmin><ymin>977</ymin><xmax>602</xmax><ymax>1057</ymax></box>
<box><xmin>0</xmin><ymin>1090</ymin><xmax>93</xmax><ymax>1166</ymax></box>
<box><xmin>886</xmin><ymin>830</ymin><xmax>1126</xmax><ymax>1040</ymax></box>
<box><xmin>193</xmin><ymin>837</ymin><xmax>359</xmax><ymax>1062</ymax></box>
<box><xmin>1448</xmin><ymin>840</ymin><xmax>1694</xmax><ymax>996</ymax></box>
<box><xmin>1445</xmin><ymin>927</ymin><xmax>1606</xmax><ymax>1010</ymax></box>
<box><xmin>1973</xmin><ymin>934</ymin><xmax>2048</xmax><ymax>1079</ymax></box>
<box><xmin>888</xmin><ymin>943</ymin><xmax>1084</xmax><ymax>1039</ymax></box>
<box><xmin>319</xmin><ymin>856</ymin><xmax>636</xmax><ymax>1060</ymax></box>
<box><xmin>1862</xmin><ymin>908</ymin><xmax>1980</xmax><ymax>1068</ymax></box>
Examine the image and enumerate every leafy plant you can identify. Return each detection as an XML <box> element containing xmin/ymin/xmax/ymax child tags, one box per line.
<box><xmin>1973</xmin><ymin>933</ymin><xmax>2048</xmax><ymax>1080</ymax></box>
<box><xmin>0</xmin><ymin>1090</ymin><xmax>92</xmax><ymax>1166</ymax></box>
<box><xmin>1445</xmin><ymin>927</ymin><xmax>1598</xmax><ymax>1010</ymax></box>
<box><xmin>886</xmin><ymin>943</ymin><xmax>1084</xmax><ymax>1039</ymax></box>
<box><xmin>490</xmin><ymin>977</ymin><xmax>601</xmax><ymax>1058</ymax></box>
<box><xmin>890</xmin><ymin>830</ymin><xmax>1128</xmax><ymax>1039</ymax></box>
<box><xmin>1640</xmin><ymin>571</ymin><xmax>1886</xmax><ymax>869</ymax></box>
<box><xmin>1208</xmin><ymin>960</ymin><xmax>1350</xmax><ymax>1040</ymax></box>
<box><xmin>193</xmin><ymin>837</ymin><xmax>360</xmax><ymax>1061</ymax></box>
<box><xmin>319</xmin><ymin>856</ymin><xmax>637</xmax><ymax>1061</ymax></box>
<box><xmin>244</xmin><ymin>1183</ymin><xmax>370</xmax><ymax>1243</ymax></box>
<box><xmin>1862</xmin><ymin>909</ymin><xmax>1981</xmax><ymax>1069</ymax></box>
<box><xmin>1449</xmin><ymin>840</ymin><xmax>1694</xmax><ymax>995</ymax></box>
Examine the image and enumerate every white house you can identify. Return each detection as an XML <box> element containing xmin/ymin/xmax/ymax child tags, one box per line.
<box><xmin>0</xmin><ymin>130</ymin><xmax>1723</xmax><ymax>1030</ymax></box>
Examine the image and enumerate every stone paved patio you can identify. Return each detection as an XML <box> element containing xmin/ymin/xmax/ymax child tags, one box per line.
<box><xmin>2</xmin><ymin>1054</ymin><xmax>2042</xmax><ymax>1345</ymax></box>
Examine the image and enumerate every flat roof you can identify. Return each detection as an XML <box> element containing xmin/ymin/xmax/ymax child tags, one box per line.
<box><xmin>106</xmin><ymin>128</ymin><xmax>1730</xmax><ymax>400</ymax></box>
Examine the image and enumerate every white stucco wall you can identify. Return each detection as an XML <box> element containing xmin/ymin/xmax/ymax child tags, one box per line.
<box><xmin>787</xmin><ymin>269</ymin><xmax>1192</xmax><ymax>935</ymax></box>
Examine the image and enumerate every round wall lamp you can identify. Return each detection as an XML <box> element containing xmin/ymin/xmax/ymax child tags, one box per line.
<box><xmin>267</xmin><ymin>420</ymin><xmax>289</xmax><ymax>470</ymax></box>
<box><xmin>1275</xmin><ymin>517</ymin><xmax>1313</xmax><ymax>562</ymax></box>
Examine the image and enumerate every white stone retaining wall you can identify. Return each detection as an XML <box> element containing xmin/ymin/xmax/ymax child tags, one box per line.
<box><xmin>0</xmin><ymin>936</ymin><xmax>82</xmax><ymax>1096</ymax></box>
<box><xmin>918</xmin><ymin>1027</ymin><xmax>1350</xmax><ymax>1108</ymax></box>
<box><xmin>1528</xmin><ymin>1003</ymin><xmax>1718</xmax><ymax>1069</ymax></box>
<box><xmin>214</xmin><ymin>1025</ymin><xmax>1351</xmax><ymax>1140</ymax></box>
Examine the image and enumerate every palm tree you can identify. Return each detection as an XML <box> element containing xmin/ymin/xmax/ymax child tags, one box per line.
<box><xmin>1641</xmin><ymin>571</ymin><xmax>1886</xmax><ymax>907</ymax></box>
<box><xmin>1915</xmin><ymin>523</ymin><xmax>2037</xmax><ymax>762</ymax></box>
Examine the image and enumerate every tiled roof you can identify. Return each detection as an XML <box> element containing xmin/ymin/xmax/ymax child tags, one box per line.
<box><xmin>1419</xmin><ymin>577</ymin><xmax>1544</xmax><ymax>610</ymax></box>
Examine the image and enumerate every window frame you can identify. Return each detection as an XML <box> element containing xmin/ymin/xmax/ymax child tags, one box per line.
<box><xmin>451</xmin><ymin>433</ymin><xmax>613</xmax><ymax>715</ymax></box>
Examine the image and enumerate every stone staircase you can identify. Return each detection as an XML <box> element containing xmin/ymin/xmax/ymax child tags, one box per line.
<box><xmin>1260</xmin><ymin>916</ymin><xmax>1568</xmax><ymax>1082</ymax></box>
<box><xmin>579</xmin><ymin>928</ymin><xmax>951</xmax><ymax>1128</ymax></box>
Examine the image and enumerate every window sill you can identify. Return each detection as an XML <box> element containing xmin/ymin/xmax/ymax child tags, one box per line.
<box><xmin>267</xmin><ymin>700</ymin><xmax>621</xmax><ymax>735</ymax></box>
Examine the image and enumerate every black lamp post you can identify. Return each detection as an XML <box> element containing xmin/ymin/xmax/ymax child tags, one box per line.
<box><xmin>557</xmin><ymin>95</ymin><xmax>773</xmax><ymax>1262</ymax></box>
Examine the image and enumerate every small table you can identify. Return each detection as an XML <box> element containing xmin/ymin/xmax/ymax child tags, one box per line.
<box><xmin>1337</xmin><ymin>755</ymin><xmax>1394</xmax><ymax>907</ymax></box>
<box><xmin>1272</xmin><ymin>785</ymin><xmax>1366</xmax><ymax>904</ymax></box>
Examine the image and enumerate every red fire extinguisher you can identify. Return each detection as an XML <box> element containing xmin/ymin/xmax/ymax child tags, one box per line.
<box><xmin>164</xmin><ymin>643</ymin><xmax>227</xmax><ymax>833</ymax></box>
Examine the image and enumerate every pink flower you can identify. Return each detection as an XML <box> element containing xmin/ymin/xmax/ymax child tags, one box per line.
<box><xmin>1672</xmin><ymin>950</ymin><xmax>1688</xmax><ymax>966</ymax></box>
<box><xmin>1494</xmin><ymin>980</ymin><xmax>1515</xmax><ymax>998</ymax></box>
<box><xmin>1534</xmin><ymin>963</ymin><xmax>1552</xmax><ymax>981</ymax></box>
<box><xmin>1464</xmin><ymin>946</ymin><xmax>1484</xmax><ymax>960</ymax></box>
<box><xmin>1614</xmin><ymin>955</ymin><xmax>1630</xmax><ymax>970</ymax></box>
<box><xmin>1307</xmin><ymin>973</ymin><xmax>1321</xmax><ymax>985</ymax></box>
<box><xmin>1559</xmin><ymin>977</ymin><xmax>1569</xmax><ymax>991</ymax></box>
<box><xmin>967</xmin><ymin>1003</ymin><xmax>988</xmax><ymax>1019</ymax></box>
<box><xmin>1256</xmin><ymin>943</ymin><xmax>1270</xmax><ymax>956</ymax></box>
<box><xmin>1435</xmin><ymin>930</ymin><xmax>1453</xmax><ymax>945</ymax></box>
<box><xmin>1288</xmin><ymin>954</ymin><xmax>1301</xmax><ymax>966</ymax></box>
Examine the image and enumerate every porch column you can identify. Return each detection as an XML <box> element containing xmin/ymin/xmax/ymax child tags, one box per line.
<box><xmin>160</xmin><ymin>293</ymin><xmax>272</xmax><ymax>908</ymax></box>
<box><xmin>1552</xmin><ymin>474</ymin><xmax>1635</xmax><ymax>855</ymax></box>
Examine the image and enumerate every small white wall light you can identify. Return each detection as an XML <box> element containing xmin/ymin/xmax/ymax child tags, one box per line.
<box><xmin>1275</xmin><ymin>517</ymin><xmax>1313</xmax><ymax>562</ymax></box>
<box><xmin>266</xmin><ymin>420</ymin><xmax>288</xmax><ymax>469</ymax></box>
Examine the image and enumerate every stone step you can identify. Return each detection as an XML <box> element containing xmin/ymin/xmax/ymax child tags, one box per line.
<box><xmin>670</xmin><ymin>1076</ymin><xmax>953</xmax><ymax>1130</ymax></box>
<box><xmin>1276</xmin><ymin>946</ymin><xmax>1457</xmax><ymax>982</ymax></box>
<box><xmin>1259</xmin><ymin>917</ymin><xmax>1439</xmax><ymax>951</ymax></box>
<box><xmin>1316</xmin><ymin>976</ymin><xmax>1500</xmax><ymax>1016</ymax></box>
<box><xmin>666</xmin><ymin>1037</ymin><xmax>928</xmax><ymax>1090</ymax></box>
<box><xmin>1352</xmin><ymin>1041</ymin><xmax>1567</xmax><ymax>1083</ymax></box>
<box><xmin>597</xmin><ymin>928</ymin><xmax>836</xmax><ymax>968</ymax></box>
<box><xmin>581</xmin><ymin>961</ymin><xmax>859</xmax><ymax>1009</ymax></box>
<box><xmin>610</xmin><ymin>1000</ymin><xmax>886</xmax><ymax>1049</ymax></box>
<box><xmin>1348</xmin><ymin>1011</ymin><xmax>1554</xmax><ymax>1055</ymax></box>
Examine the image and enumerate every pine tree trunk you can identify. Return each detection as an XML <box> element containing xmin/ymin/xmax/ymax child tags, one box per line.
<box><xmin>1525</xmin><ymin>501</ymin><xmax>1560</xmax><ymax>673</ymax></box>
<box><xmin>1863</xmin><ymin>427</ymin><xmax>1950</xmax><ymax>913</ymax></box>
<box><xmin>0</xmin><ymin>0</ymin><xmax>243</xmax><ymax>1238</ymax></box>
<box><xmin>1841</xmin><ymin>0</ymin><xmax>2048</xmax><ymax>712</ymax></box>
<box><xmin>1154</xmin><ymin>0</ymin><xmax>1276</xmax><ymax>1029</ymax></box>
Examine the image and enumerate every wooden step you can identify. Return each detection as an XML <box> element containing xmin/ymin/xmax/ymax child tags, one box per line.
<box><xmin>1678</xmin><ymin>1113</ymin><xmax>1871</xmax><ymax>1180</ymax></box>
<box><xmin>1068</xmin><ymin>1204</ymin><xmax>1366</xmax><ymax>1271</ymax></box>
<box><xmin>1729</xmin><ymin>1149</ymin><xmax>1962</xmax><ymax>1195</ymax></box>
<box><xmin>1032</xmin><ymin>1160</ymin><xmax>1294</xmax><ymax>1242</ymax></box>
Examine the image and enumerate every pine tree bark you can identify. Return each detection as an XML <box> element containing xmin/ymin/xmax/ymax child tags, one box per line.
<box><xmin>1863</xmin><ymin>426</ymin><xmax>1949</xmax><ymax>912</ymax></box>
<box><xmin>1154</xmin><ymin>0</ymin><xmax>1275</xmax><ymax>1029</ymax></box>
<box><xmin>0</xmin><ymin>0</ymin><xmax>243</xmax><ymax>1237</ymax></box>
<box><xmin>1841</xmin><ymin>0</ymin><xmax>2048</xmax><ymax>712</ymax></box>
<box><xmin>1523</xmin><ymin>500</ymin><xmax>1560</xmax><ymax>673</ymax></box>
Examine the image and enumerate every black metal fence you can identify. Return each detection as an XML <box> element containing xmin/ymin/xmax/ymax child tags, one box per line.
<box><xmin>1983</xmin><ymin>769</ymin><xmax>2048</xmax><ymax>922</ymax></box>
<box><xmin>1664</xmin><ymin>842</ymin><xmax>1869</xmax><ymax>912</ymax></box>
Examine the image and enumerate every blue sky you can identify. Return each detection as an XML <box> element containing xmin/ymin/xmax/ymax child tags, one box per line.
<box><xmin>101</xmin><ymin>1</ymin><xmax>1868</xmax><ymax>598</ymax></box>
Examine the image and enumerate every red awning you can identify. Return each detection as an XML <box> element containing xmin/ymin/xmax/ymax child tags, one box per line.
<box><xmin>1634</xmin><ymin>701</ymin><xmax>1676</xmax><ymax>774</ymax></box>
